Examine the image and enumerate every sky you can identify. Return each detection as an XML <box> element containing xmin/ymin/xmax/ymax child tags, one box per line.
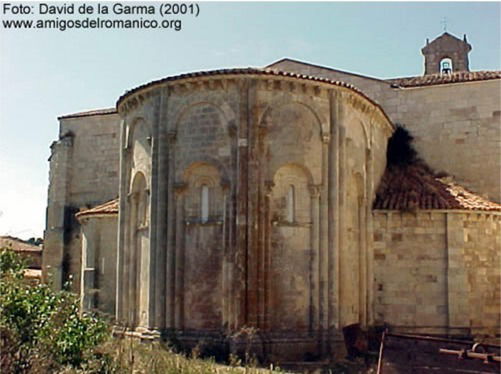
<box><xmin>0</xmin><ymin>1</ymin><xmax>500</xmax><ymax>240</ymax></box>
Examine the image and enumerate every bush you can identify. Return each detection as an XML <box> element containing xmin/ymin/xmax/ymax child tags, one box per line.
<box><xmin>0</xmin><ymin>249</ymin><xmax>111</xmax><ymax>373</ymax></box>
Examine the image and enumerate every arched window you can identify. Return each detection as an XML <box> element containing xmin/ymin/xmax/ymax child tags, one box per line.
<box><xmin>440</xmin><ymin>58</ymin><xmax>453</xmax><ymax>74</ymax></box>
<box><xmin>201</xmin><ymin>184</ymin><xmax>209</xmax><ymax>223</ymax></box>
<box><xmin>287</xmin><ymin>185</ymin><xmax>295</xmax><ymax>223</ymax></box>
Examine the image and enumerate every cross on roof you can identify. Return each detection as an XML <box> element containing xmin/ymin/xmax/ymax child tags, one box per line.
<box><xmin>441</xmin><ymin>17</ymin><xmax>448</xmax><ymax>32</ymax></box>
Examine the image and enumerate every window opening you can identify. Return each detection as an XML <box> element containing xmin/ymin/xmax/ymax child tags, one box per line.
<box><xmin>201</xmin><ymin>184</ymin><xmax>209</xmax><ymax>223</ymax></box>
<box><xmin>287</xmin><ymin>185</ymin><xmax>295</xmax><ymax>223</ymax></box>
<box><xmin>440</xmin><ymin>58</ymin><xmax>453</xmax><ymax>74</ymax></box>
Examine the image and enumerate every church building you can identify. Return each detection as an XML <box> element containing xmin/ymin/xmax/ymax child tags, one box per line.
<box><xmin>43</xmin><ymin>32</ymin><xmax>501</xmax><ymax>361</ymax></box>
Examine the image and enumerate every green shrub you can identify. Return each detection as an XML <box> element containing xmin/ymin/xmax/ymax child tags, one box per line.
<box><xmin>0</xmin><ymin>249</ymin><xmax>111</xmax><ymax>373</ymax></box>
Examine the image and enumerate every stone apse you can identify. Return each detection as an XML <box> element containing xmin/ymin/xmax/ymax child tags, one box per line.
<box><xmin>115</xmin><ymin>70</ymin><xmax>393</xmax><ymax>360</ymax></box>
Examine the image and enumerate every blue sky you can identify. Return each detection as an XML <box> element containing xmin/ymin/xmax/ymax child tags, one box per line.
<box><xmin>0</xmin><ymin>1</ymin><xmax>500</xmax><ymax>239</ymax></box>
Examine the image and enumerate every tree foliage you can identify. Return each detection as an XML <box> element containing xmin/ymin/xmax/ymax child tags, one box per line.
<box><xmin>386</xmin><ymin>125</ymin><xmax>418</xmax><ymax>167</ymax></box>
<box><xmin>0</xmin><ymin>249</ymin><xmax>110</xmax><ymax>373</ymax></box>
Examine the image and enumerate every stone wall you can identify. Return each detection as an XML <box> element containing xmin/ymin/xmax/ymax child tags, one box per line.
<box><xmin>392</xmin><ymin>80</ymin><xmax>501</xmax><ymax>203</ymax></box>
<box><xmin>43</xmin><ymin>112</ymin><xmax>120</xmax><ymax>291</ymax></box>
<box><xmin>80</xmin><ymin>215</ymin><xmax>117</xmax><ymax>315</ymax></box>
<box><xmin>115</xmin><ymin>72</ymin><xmax>393</xmax><ymax>360</ymax></box>
<box><xmin>373</xmin><ymin>210</ymin><xmax>501</xmax><ymax>338</ymax></box>
<box><xmin>268</xmin><ymin>59</ymin><xmax>501</xmax><ymax>203</ymax></box>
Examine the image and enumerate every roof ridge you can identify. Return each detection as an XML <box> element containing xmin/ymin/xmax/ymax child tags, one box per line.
<box><xmin>387</xmin><ymin>69</ymin><xmax>501</xmax><ymax>81</ymax></box>
<box><xmin>265</xmin><ymin>57</ymin><xmax>391</xmax><ymax>85</ymax></box>
<box><xmin>386</xmin><ymin>70</ymin><xmax>501</xmax><ymax>87</ymax></box>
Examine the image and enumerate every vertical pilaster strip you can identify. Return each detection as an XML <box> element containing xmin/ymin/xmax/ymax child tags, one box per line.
<box><xmin>166</xmin><ymin>130</ymin><xmax>176</xmax><ymax>328</ymax></box>
<box><xmin>222</xmin><ymin>191</ymin><xmax>228</xmax><ymax>328</ymax></box>
<box><xmin>174</xmin><ymin>187</ymin><xmax>185</xmax><ymax>329</ymax></box>
<box><xmin>263</xmin><ymin>181</ymin><xmax>273</xmax><ymax>331</ymax></box>
<box><xmin>257</xmin><ymin>120</ymin><xmax>267</xmax><ymax>329</ymax></box>
<box><xmin>128</xmin><ymin>193</ymin><xmax>138</xmax><ymax>326</ymax></box>
<box><xmin>153</xmin><ymin>88</ymin><xmax>168</xmax><ymax>329</ymax></box>
<box><xmin>116</xmin><ymin>119</ymin><xmax>128</xmax><ymax>322</ymax></box>
<box><xmin>319</xmin><ymin>127</ymin><xmax>330</xmax><ymax>355</ymax></box>
<box><xmin>227</xmin><ymin>125</ymin><xmax>238</xmax><ymax>330</ymax></box>
<box><xmin>236</xmin><ymin>79</ymin><xmax>250</xmax><ymax>327</ymax></box>
<box><xmin>329</xmin><ymin>90</ymin><xmax>341</xmax><ymax>331</ymax></box>
<box><xmin>337</xmin><ymin>104</ymin><xmax>347</xmax><ymax>328</ymax></box>
<box><xmin>359</xmin><ymin>181</ymin><xmax>367</xmax><ymax>327</ymax></box>
<box><xmin>309</xmin><ymin>185</ymin><xmax>320</xmax><ymax>333</ymax></box>
<box><xmin>366</xmin><ymin>146</ymin><xmax>375</xmax><ymax>326</ymax></box>
<box><xmin>148</xmin><ymin>94</ymin><xmax>161</xmax><ymax>329</ymax></box>
<box><xmin>246</xmin><ymin>79</ymin><xmax>260</xmax><ymax>327</ymax></box>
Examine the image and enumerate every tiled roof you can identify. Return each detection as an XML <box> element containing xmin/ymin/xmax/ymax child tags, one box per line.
<box><xmin>373</xmin><ymin>163</ymin><xmax>501</xmax><ymax>212</ymax></box>
<box><xmin>58</xmin><ymin>108</ymin><xmax>117</xmax><ymax>120</ymax></box>
<box><xmin>76</xmin><ymin>199</ymin><xmax>119</xmax><ymax>219</ymax></box>
<box><xmin>0</xmin><ymin>236</ymin><xmax>42</xmax><ymax>252</ymax></box>
<box><xmin>387</xmin><ymin>70</ymin><xmax>501</xmax><ymax>87</ymax></box>
<box><xmin>116</xmin><ymin>68</ymin><xmax>392</xmax><ymax>126</ymax></box>
<box><xmin>266</xmin><ymin>57</ymin><xmax>392</xmax><ymax>85</ymax></box>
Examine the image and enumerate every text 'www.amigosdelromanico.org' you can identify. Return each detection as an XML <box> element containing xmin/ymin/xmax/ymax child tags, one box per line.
<box><xmin>1</xmin><ymin>2</ymin><xmax>201</xmax><ymax>31</ymax></box>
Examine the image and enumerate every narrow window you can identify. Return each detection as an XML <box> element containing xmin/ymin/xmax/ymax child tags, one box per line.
<box><xmin>287</xmin><ymin>185</ymin><xmax>295</xmax><ymax>223</ymax></box>
<box><xmin>201</xmin><ymin>184</ymin><xmax>209</xmax><ymax>223</ymax></box>
<box><xmin>440</xmin><ymin>58</ymin><xmax>453</xmax><ymax>74</ymax></box>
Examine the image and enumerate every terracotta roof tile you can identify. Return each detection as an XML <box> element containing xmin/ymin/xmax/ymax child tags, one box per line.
<box><xmin>116</xmin><ymin>68</ymin><xmax>393</xmax><ymax>127</ymax></box>
<box><xmin>76</xmin><ymin>199</ymin><xmax>119</xmax><ymax>219</ymax></box>
<box><xmin>387</xmin><ymin>70</ymin><xmax>501</xmax><ymax>88</ymax></box>
<box><xmin>266</xmin><ymin>57</ymin><xmax>392</xmax><ymax>85</ymax></box>
<box><xmin>58</xmin><ymin>108</ymin><xmax>117</xmax><ymax>120</ymax></box>
<box><xmin>0</xmin><ymin>236</ymin><xmax>42</xmax><ymax>252</ymax></box>
<box><xmin>373</xmin><ymin>163</ymin><xmax>501</xmax><ymax>212</ymax></box>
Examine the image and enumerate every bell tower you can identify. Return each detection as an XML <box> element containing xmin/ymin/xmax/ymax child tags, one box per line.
<box><xmin>421</xmin><ymin>32</ymin><xmax>472</xmax><ymax>75</ymax></box>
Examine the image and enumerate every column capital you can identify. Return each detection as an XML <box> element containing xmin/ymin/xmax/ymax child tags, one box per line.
<box><xmin>167</xmin><ymin>131</ymin><xmax>177</xmax><ymax>144</ymax></box>
<box><xmin>173</xmin><ymin>182</ymin><xmax>187</xmax><ymax>195</ymax></box>
<box><xmin>264</xmin><ymin>180</ymin><xmax>275</xmax><ymax>196</ymax></box>
<box><xmin>309</xmin><ymin>184</ymin><xmax>322</xmax><ymax>197</ymax></box>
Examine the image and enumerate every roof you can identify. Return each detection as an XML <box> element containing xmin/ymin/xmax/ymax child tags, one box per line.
<box><xmin>76</xmin><ymin>199</ymin><xmax>119</xmax><ymax>219</ymax></box>
<box><xmin>0</xmin><ymin>236</ymin><xmax>42</xmax><ymax>252</ymax></box>
<box><xmin>266</xmin><ymin>57</ymin><xmax>500</xmax><ymax>88</ymax></box>
<box><xmin>58</xmin><ymin>108</ymin><xmax>117</xmax><ymax>120</ymax></box>
<box><xmin>266</xmin><ymin>57</ymin><xmax>392</xmax><ymax>85</ymax></box>
<box><xmin>373</xmin><ymin>162</ymin><xmax>501</xmax><ymax>212</ymax></box>
<box><xmin>267</xmin><ymin>56</ymin><xmax>500</xmax><ymax>88</ymax></box>
<box><xmin>116</xmin><ymin>68</ymin><xmax>393</xmax><ymax>126</ymax></box>
<box><xmin>386</xmin><ymin>70</ymin><xmax>501</xmax><ymax>87</ymax></box>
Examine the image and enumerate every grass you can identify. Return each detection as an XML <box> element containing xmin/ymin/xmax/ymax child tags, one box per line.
<box><xmin>66</xmin><ymin>336</ymin><xmax>289</xmax><ymax>374</ymax></box>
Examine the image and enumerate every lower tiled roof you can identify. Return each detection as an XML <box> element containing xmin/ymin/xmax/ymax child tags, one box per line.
<box><xmin>373</xmin><ymin>163</ymin><xmax>501</xmax><ymax>212</ymax></box>
<box><xmin>58</xmin><ymin>108</ymin><xmax>117</xmax><ymax>120</ymax></box>
<box><xmin>387</xmin><ymin>70</ymin><xmax>501</xmax><ymax>88</ymax></box>
<box><xmin>0</xmin><ymin>236</ymin><xmax>42</xmax><ymax>252</ymax></box>
<box><xmin>76</xmin><ymin>199</ymin><xmax>119</xmax><ymax>219</ymax></box>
